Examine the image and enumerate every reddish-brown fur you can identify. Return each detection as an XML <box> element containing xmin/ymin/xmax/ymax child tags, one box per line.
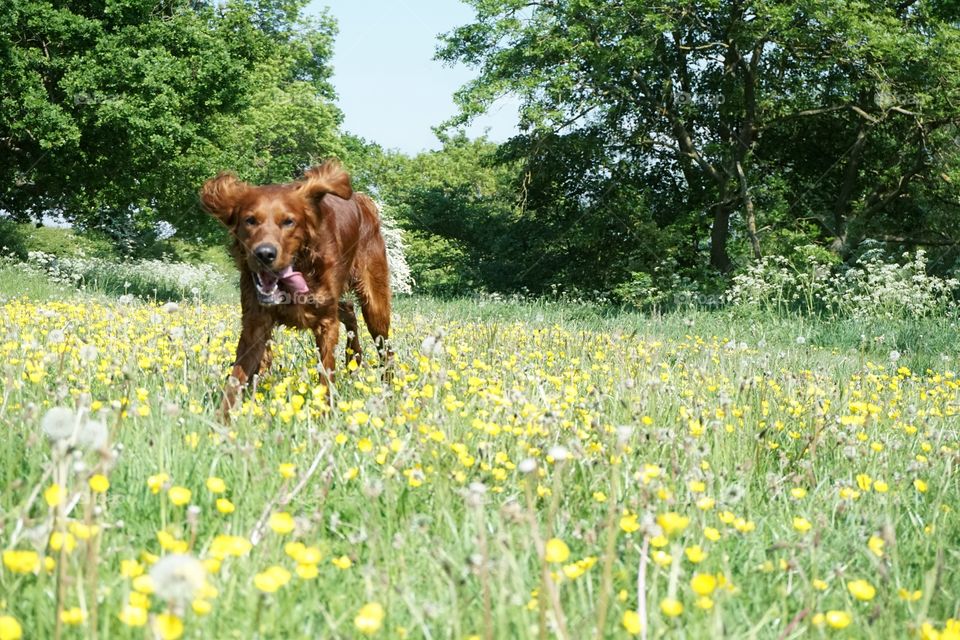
<box><xmin>200</xmin><ymin>160</ymin><xmax>392</xmax><ymax>416</ymax></box>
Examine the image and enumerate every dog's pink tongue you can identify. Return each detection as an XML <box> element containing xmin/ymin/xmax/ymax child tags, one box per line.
<box><xmin>276</xmin><ymin>265</ymin><xmax>309</xmax><ymax>294</ymax></box>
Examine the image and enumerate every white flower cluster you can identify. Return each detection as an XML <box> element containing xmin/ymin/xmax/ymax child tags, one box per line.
<box><xmin>377</xmin><ymin>203</ymin><xmax>413</xmax><ymax>294</ymax></box>
<box><xmin>726</xmin><ymin>249</ymin><xmax>959</xmax><ymax>319</ymax></box>
<box><xmin>22</xmin><ymin>251</ymin><xmax>227</xmax><ymax>300</ymax></box>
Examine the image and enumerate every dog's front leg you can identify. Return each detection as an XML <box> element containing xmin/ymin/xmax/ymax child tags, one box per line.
<box><xmin>313</xmin><ymin>306</ymin><xmax>341</xmax><ymax>390</ymax></box>
<box><xmin>339</xmin><ymin>300</ymin><xmax>363</xmax><ymax>367</ymax></box>
<box><xmin>221</xmin><ymin>315</ymin><xmax>274</xmax><ymax>419</ymax></box>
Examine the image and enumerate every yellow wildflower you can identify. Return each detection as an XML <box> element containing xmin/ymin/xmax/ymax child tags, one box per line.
<box><xmin>44</xmin><ymin>483</ymin><xmax>64</xmax><ymax>507</ymax></box>
<box><xmin>544</xmin><ymin>538</ymin><xmax>570</xmax><ymax>563</ymax></box>
<box><xmin>656</xmin><ymin>512</ymin><xmax>689</xmax><ymax>537</ymax></box>
<box><xmin>354</xmin><ymin>602</ymin><xmax>385</xmax><ymax>635</ymax></box>
<box><xmin>690</xmin><ymin>573</ymin><xmax>718</xmax><ymax>596</ymax></box>
<box><xmin>167</xmin><ymin>486</ymin><xmax>191</xmax><ymax>506</ymax></box>
<box><xmin>0</xmin><ymin>616</ymin><xmax>22</xmax><ymax>640</ymax></box>
<box><xmin>847</xmin><ymin>579</ymin><xmax>876</xmax><ymax>601</ymax></box>
<box><xmin>660</xmin><ymin>598</ymin><xmax>683</xmax><ymax>617</ymax></box>
<box><xmin>3</xmin><ymin>550</ymin><xmax>40</xmax><ymax>574</ymax></box>
<box><xmin>268</xmin><ymin>512</ymin><xmax>296</xmax><ymax>534</ymax></box>
<box><xmin>622</xmin><ymin>610</ymin><xmax>642</xmax><ymax>634</ymax></box>
<box><xmin>825</xmin><ymin>610</ymin><xmax>851</xmax><ymax>629</ymax></box>
<box><xmin>153</xmin><ymin>613</ymin><xmax>184</xmax><ymax>640</ymax></box>
<box><xmin>89</xmin><ymin>474</ymin><xmax>110</xmax><ymax>493</ymax></box>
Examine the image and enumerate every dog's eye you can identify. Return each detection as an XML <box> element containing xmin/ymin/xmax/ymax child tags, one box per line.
<box><xmin>245</xmin><ymin>216</ymin><xmax>258</xmax><ymax>226</ymax></box>
<box><xmin>282</xmin><ymin>218</ymin><xmax>295</xmax><ymax>228</ymax></box>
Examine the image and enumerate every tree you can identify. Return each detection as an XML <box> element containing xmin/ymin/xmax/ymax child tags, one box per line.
<box><xmin>362</xmin><ymin>135</ymin><xmax>522</xmax><ymax>295</ymax></box>
<box><xmin>438</xmin><ymin>0</ymin><xmax>960</xmax><ymax>280</ymax></box>
<box><xmin>0</xmin><ymin>0</ymin><xmax>343</xmax><ymax>249</ymax></box>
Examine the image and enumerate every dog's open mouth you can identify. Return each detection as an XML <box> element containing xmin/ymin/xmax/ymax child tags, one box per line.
<box><xmin>254</xmin><ymin>271</ymin><xmax>286</xmax><ymax>306</ymax></box>
<box><xmin>252</xmin><ymin>266</ymin><xmax>311</xmax><ymax>306</ymax></box>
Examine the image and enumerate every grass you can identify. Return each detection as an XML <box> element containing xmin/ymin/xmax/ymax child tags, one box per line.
<box><xmin>0</xmin><ymin>256</ymin><xmax>237</xmax><ymax>305</ymax></box>
<box><xmin>0</xmin><ymin>265</ymin><xmax>77</xmax><ymax>301</ymax></box>
<box><xmin>0</xmin><ymin>283</ymin><xmax>958</xmax><ymax>639</ymax></box>
<box><xmin>0</xmin><ymin>220</ymin><xmax>119</xmax><ymax>262</ymax></box>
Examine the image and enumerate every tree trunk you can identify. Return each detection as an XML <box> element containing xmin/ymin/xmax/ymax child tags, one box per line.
<box><xmin>710</xmin><ymin>201</ymin><xmax>733</xmax><ymax>272</ymax></box>
<box><xmin>831</xmin><ymin>126</ymin><xmax>868</xmax><ymax>252</ymax></box>
<box><xmin>736</xmin><ymin>160</ymin><xmax>761</xmax><ymax>260</ymax></box>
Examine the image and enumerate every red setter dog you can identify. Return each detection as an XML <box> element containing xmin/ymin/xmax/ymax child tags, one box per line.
<box><xmin>200</xmin><ymin>161</ymin><xmax>392</xmax><ymax>415</ymax></box>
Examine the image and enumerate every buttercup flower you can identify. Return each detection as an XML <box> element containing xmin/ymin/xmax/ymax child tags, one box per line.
<box><xmin>847</xmin><ymin>579</ymin><xmax>876</xmax><ymax>602</ymax></box>
<box><xmin>660</xmin><ymin>598</ymin><xmax>683</xmax><ymax>617</ymax></box>
<box><xmin>44</xmin><ymin>483</ymin><xmax>65</xmax><ymax>507</ymax></box>
<box><xmin>354</xmin><ymin>602</ymin><xmax>385</xmax><ymax>635</ymax></box>
<box><xmin>544</xmin><ymin>538</ymin><xmax>570</xmax><ymax>563</ymax></box>
<box><xmin>620</xmin><ymin>513</ymin><xmax>640</xmax><ymax>533</ymax></box>
<box><xmin>268</xmin><ymin>512</ymin><xmax>296</xmax><ymax>534</ymax></box>
<box><xmin>117</xmin><ymin>605</ymin><xmax>147</xmax><ymax>628</ymax></box>
<box><xmin>0</xmin><ymin>615</ymin><xmax>23</xmax><ymax>640</ymax></box>
<box><xmin>89</xmin><ymin>474</ymin><xmax>110</xmax><ymax>493</ymax></box>
<box><xmin>825</xmin><ymin>610</ymin><xmax>851</xmax><ymax>629</ymax></box>
<box><xmin>690</xmin><ymin>573</ymin><xmax>718</xmax><ymax>596</ymax></box>
<box><xmin>153</xmin><ymin>613</ymin><xmax>184</xmax><ymax>640</ymax></box>
<box><xmin>622</xmin><ymin>610</ymin><xmax>642</xmax><ymax>634</ymax></box>
<box><xmin>656</xmin><ymin>512</ymin><xmax>689</xmax><ymax>537</ymax></box>
<box><xmin>254</xmin><ymin>566</ymin><xmax>291</xmax><ymax>593</ymax></box>
<box><xmin>168</xmin><ymin>486</ymin><xmax>192</xmax><ymax>506</ymax></box>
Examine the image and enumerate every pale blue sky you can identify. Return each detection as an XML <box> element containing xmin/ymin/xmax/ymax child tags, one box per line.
<box><xmin>306</xmin><ymin>0</ymin><xmax>519</xmax><ymax>154</ymax></box>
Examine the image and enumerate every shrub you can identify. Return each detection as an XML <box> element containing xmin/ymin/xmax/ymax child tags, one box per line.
<box><xmin>0</xmin><ymin>220</ymin><xmax>118</xmax><ymax>260</ymax></box>
<box><xmin>726</xmin><ymin>248</ymin><xmax>958</xmax><ymax>319</ymax></box>
<box><xmin>3</xmin><ymin>210</ymin><xmax>413</xmax><ymax>302</ymax></box>
<box><xmin>18</xmin><ymin>251</ymin><xmax>229</xmax><ymax>301</ymax></box>
<box><xmin>378</xmin><ymin>204</ymin><xmax>413</xmax><ymax>295</ymax></box>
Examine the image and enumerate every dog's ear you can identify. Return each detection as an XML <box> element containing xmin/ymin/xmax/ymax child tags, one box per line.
<box><xmin>200</xmin><ymin>172</ymin><xmax>250</xmax><ymax>226</ymax></box>
<box><xmin>298</xmin><ymin>160</ymin><xmax>353</xmax><ymax>202</ymax></box>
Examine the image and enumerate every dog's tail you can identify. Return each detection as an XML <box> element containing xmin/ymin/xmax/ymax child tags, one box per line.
<box><xmin>299</xmin><ymin>160</ymin><xmax>353</xmax><ymax>200</ymax></box>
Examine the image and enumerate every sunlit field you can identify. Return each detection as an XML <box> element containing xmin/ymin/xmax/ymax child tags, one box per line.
<box><xmin>1</xmin><ymin>289</ymin><xmax>959</xmax><ymax>639</ymax></box>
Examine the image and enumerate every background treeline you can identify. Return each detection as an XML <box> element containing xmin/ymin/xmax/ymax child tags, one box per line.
<box><xmin>2</xmin><ymin>0</ymin><xmax>959</xmax><ymax>301</ymax></box>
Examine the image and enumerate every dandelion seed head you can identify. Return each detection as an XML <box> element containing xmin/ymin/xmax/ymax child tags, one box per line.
<box><xmin>547</xmin><ymin>445</ymin><xmax>569</xmax><ymax>462</ymax></box>
<box><xmin>420</xmin><ymin>334</ymin><xmax>444</xmax><ymax>358</ymax></box>
<box><xmin>149</xmin><ymin>554</ymin><xmax>206</xmax><ymax>605</ymax></box>
<box><xmin>518</xmin><ymin>458</ymin><xmax>537</xmax><ymax>474</ymax></box>
<box><xmin>77</xmin><ymin>419</ymin><xmax>107</xmax><ymax>451</ymax></box>
<box><xmin>41</xmin><ymin>407</ymin><xmax>76</xmax><ymax>443</ymax></box>
<box><xmin>78</xmin><ymin>343</ymin><xmax>98</xmax><ymax>363</ymax></box>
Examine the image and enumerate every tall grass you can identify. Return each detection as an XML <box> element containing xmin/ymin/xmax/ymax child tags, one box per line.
<box><xmin>0</xmin><ymin>288</ymin><xmax>958</xmax><ymax>638</ymax></box>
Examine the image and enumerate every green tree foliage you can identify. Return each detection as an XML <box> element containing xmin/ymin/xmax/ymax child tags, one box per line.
<box><xmin>344</xmin><ymin>134</ymin><xmax>521</xmax><ymax>295</ymax></box>
<box><xmin>0</xmin><ymin>0</ymin><xmax>342</xmax><ymax>250</ymax></box>
<box><xmin>438</xmin><ymin>0</ymin><xmax>960</xmax><ymax>291</ymax></box>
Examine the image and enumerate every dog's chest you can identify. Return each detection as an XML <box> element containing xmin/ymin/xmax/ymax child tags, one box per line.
<box><xmin>269</xmin><ymin>302</ymin><xmax>322</xmax><ymax>330</ymax></box>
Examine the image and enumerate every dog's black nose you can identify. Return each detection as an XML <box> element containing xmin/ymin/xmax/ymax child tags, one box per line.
<box><xmin>254</xmin><ymin>244</ymin><xmax>277</xmax><ymax>265</ymax></box>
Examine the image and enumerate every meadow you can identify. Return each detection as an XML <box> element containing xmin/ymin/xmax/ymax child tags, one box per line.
<box><xmin>1</xmin><ymin>267</ymin><xmax>959</xmax><ymax>639</ymax></box>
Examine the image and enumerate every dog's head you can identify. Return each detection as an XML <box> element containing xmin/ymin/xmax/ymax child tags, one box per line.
<box><xmin>200</xmin><ymin>161</ymin><xmax>352</xmax><ymax>303</ymax></box>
